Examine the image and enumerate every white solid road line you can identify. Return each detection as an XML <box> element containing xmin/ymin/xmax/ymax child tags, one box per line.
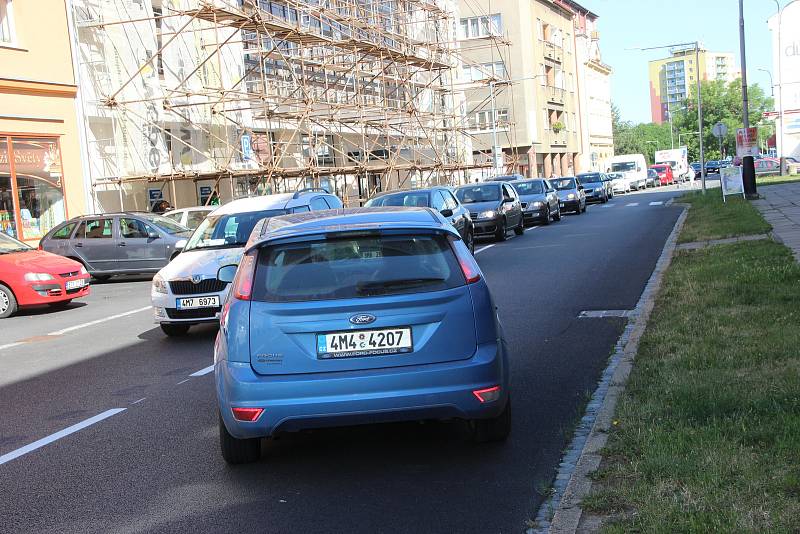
<box><xmin>0</xmin><ymin>408</ymin><xmax>126</xmax><ymax>466</ymax></box>
<box><xmin>649</xmin><ymin>201</ymin><xmax>664</xmax><ymax>206</ymax></box>
<box><xmin>190</xmin><ymin>365</ymin><xmax>215</xmax><ymax>377</ymax></box>
<box><xmin>474</xmin><ymin>244</ymin><xmax>495</xmax><ymax>255</ymax></box>
<box><xmin>48</xmin><ymin>306</ymin><xmax>151</xmax><ymax>336</ymax></box>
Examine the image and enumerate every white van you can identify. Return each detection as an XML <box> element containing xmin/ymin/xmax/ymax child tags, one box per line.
<box><xmin>655</xmin><ymin>148</ymin><xmax>690</xmax><ymax>182</ymax></box>
<box><xmin>608</xmin><ymin>154</ymin><xmax>648</xmax><ymax>191</ymax></box>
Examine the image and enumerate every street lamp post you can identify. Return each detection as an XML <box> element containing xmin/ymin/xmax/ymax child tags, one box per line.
<box><xmin>666</xmin><ymin>110</ymin><xmax>675</xmax><ymax>149</ymax></box>
<box><xmin>739</xmin><ymin>0</ymin><xmax>758</xmax><ymax>199</ymax></box>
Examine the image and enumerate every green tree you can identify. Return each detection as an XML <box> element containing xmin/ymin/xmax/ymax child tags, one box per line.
<box><xmin>612</xmin><ymin>104</ymin><xmax>672</xmax><ymax>165</ymax></box>
<box><xmin>672</xmin><ymin>79</ymin><xmax>773</xmax><ymax>161</ymax></box>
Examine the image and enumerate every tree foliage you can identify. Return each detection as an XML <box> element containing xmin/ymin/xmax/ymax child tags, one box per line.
<box><xmin>612</xmin><ymin>104</ymin><xmax>672</xmax><ymax>165</ymax></box>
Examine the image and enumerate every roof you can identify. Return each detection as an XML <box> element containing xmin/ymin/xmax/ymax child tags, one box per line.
<box><xmin>370</xmin><ymin>187</ymin><xmax>441</xmax><ymax>199</ymax></box>
<box><xmin>246</xmin><ymin>207</ymin><xmax>455</xmax><ymax>250</ymax></box>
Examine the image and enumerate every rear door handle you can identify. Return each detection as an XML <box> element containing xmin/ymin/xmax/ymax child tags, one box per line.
<box><xmin>74</xmin><ymin>242</ymin><xmax>83</xmax><ymax>248</ymax></box>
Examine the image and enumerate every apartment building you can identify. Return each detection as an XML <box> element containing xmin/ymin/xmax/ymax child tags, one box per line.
<box><xmin>458</xmin><ymin>0</ymin><xmax>604</xmax><ymax>179</ymax></box>
<box><xmin>71</xmin><ymin>0</ymin><xmax>478</xmax><ymax>211</ymax></box>
<box><xmin>648</xmin><ymin>46</ymin><xmax>739</xmax><ymax>124</ymax></box>
<box><xmin>0</xmin><ymin>0</ymin><xmax>88</xmax><ymax>243</ymax></box>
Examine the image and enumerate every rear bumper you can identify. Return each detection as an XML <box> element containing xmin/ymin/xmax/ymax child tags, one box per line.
<box><xmin>216</xmin><ymin>341</ymin><xmax>508</xmax><ymax>439</ymax></box>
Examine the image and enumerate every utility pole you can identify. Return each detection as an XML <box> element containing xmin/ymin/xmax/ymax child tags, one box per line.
<box><xmin>739</xmin><ymin>0</ymin><xmax>758</xmax><ymax>198</ymax></box>
<box><xmin>696</xmin><ymin>42</ymin><xmax>706</xmax><ymax>193</ymax></box>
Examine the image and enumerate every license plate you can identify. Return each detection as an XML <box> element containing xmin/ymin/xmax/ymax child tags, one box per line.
<box><xmin>317</xmin><ymin>327</ymin><xmax>413</xmax><ymax>359</ymax></box>
<box><xmin>176</xmin><ymin>295</ymin><xmax>220</xmax><ymax>310</ymax></box>
<box><xmin>65</xmin><ymin>279</ymin><xmax>85</xmax><ymax>290</ymax></box>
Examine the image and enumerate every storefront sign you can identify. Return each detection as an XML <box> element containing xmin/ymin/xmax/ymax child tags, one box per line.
<box><xmin>736</xmin><ymin>127</ymin><xmax>759</xmax><ymax>158</ymax></box>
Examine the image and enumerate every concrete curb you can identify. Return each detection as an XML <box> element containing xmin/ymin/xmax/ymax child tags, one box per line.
<box><xmin>675</xmin><ymin>233</ymin><xmax>771</xmax><ymax>250</ymax></box>
<box><xmin>530</xmin><ymin>206</ymin><xmax>690</xmax><ymax>534</ymax></box>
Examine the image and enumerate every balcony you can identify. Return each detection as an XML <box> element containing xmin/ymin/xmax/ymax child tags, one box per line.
<box><xmin>546</xmin><ymin>85</ymin><xmax>566</xmax><ymax>104</ymax></box>
<box><xmin>547</xmin><ymin>131</ymin><xmax>568</xmax><ymax>147</ymax></box>
<box><xmin>544</xmin><ymin>41</ymin><xmax>563</xmax><ymax>63</ymax></box>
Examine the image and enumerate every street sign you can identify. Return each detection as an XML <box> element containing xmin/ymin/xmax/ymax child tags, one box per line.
<box><xmin>736</xmin><ymin>127</ymin><xmax>759</xmax><ymax>157</ymax></box>
<box><xmin>241</xmin><ymin>134</ymin><xmax>253</xmax><ymax>161</ymax></box>
<box><xmin>712</xmin><ymin>122</ymin><xmax>728</xmax><ymax>139</ymax></box>
<box><xmin>720</xmin><ymin>165</ymin><xmax>745</xmax><ymax>201</ymax></box>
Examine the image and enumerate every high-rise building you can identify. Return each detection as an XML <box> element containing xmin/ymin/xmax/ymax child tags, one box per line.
<box><xmin>457</xmin><ymin>0</ymin><xmax>610</xmax><ymax>179</ymax></box>
<box><xmin>648</xmin><ymin>46</ymin><xmax>739</xmax><ymax>124</ymax></box>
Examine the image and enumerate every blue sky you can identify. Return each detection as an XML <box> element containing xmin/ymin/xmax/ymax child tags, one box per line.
<box><xmin>579</xmin><ymin>0</ymin><xmax>780</xmax><ymax>123</ymax></box>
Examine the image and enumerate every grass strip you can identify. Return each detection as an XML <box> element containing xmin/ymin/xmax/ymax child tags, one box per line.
<box><xmin>757</xmin><ymin>175</ymin><xmax>800</xmax><ymax>187</ymax></box>
<box><xmin>678</xmin><ymin>191</ymin><xmax>771</xmax><ymax>244</ymax></box>
<box><xmin>588</xmin><ymin>239</ymin><xmax>800</xmax><ymax>533</ymax></box>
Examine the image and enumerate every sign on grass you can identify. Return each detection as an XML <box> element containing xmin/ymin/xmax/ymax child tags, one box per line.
<box><xmin>720</xmin><ymin>165</ymin><xmax>745</xmax><ymax>201</ymax></box>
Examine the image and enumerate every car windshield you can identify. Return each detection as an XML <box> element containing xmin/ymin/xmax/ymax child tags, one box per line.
<box><xmin>611</xmin><ymin>162</ymin><xmax>636</xmax><ymax>172</ymax></box>
<box><xmin>455</xmin><ymin>185</ymin><xmax>501</xmax><ymax>203</ymax></box>
<box><xmin>0</xmin><ymin>232</ymin><xmax>32</xmax><ymax>254</ymax></box>
<box><xmin>366</xmin><ymin>192</ymin><xmax>430</xmax><ymax>208</ymax></box>
<box><xmin>184</xmin><ymin>209</ymin><xmax>288</xmax><ymax>251</ymax></box>
<box><xmin>253</xmin><ymin>234</ymin><xmax>464</xmax><ymax>302</ymax></box>
<box><xmin>550</xmin><ymin>178</ymin><xmax>577</xmax><ymax>191</ymax></box>
<box><xmin>138</xmin><ymin>213</ymin><xmax>190</xmax><ymax>234</ymax></box>
<box><xmin>577</xmin><ymin>174</ymin><xmax>602</xmax><ymax>185</ymax></box>
<box><xmin>513</xmin><ymin>181</ymin><xmax>544</xmax><ymax>195</ymax></box>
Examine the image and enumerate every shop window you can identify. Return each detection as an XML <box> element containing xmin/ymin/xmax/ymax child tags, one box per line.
<box><xmin>11</xmin><ymin>138</ymin><xmax>67</xmax><ymax>241</ymax></box>
<box><xmin>0</xmin><ymin>140</ymin><xmax>16</xmax><ymax>237</ymax></box>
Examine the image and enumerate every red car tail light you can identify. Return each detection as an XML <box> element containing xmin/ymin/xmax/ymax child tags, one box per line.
<box><xmin>231</xmin><ymin>407</ymin><xmax>264</xmax><ymax>422</ymax></box>
<box><xmin>452</xmin><ymin>241</ymin><xmax>482</xmax><ymax>284</ymax></box>
<box><xmin>232</xmin><ymin>252</ymin><xmax>256</xmax><ymax>301</ymax></box>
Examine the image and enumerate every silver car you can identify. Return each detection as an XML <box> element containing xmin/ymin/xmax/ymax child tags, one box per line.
<box><xmin>40</xmin><ymin>213</ymin><xmax>191</xmax><ymax>280</ymax></box>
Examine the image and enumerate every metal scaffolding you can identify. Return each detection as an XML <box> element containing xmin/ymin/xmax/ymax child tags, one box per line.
<box><xmin>72</xmin><ymin>0</ymin><xmax>513</xmax><ymax>209</ymax></box>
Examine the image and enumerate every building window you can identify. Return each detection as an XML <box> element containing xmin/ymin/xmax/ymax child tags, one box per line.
<box><xmin>467</xmin><ymin>61</ymin><xmax>506</xmax><ymax>82</ymax></box>
<box><xmin>459</xmin><ymin>14</ymin><xmax>502</xmax><ymax>39</ymax></box>
<box><xmin>0</xmin><ymin>137</ymin><xmax>67</xmax><ymax>241</ymax></box>
<box><xmin>471</xmin><ymin>109</ymin><xmax>508</xmax><ymax>131</ymax></box>
<box><xmin>0</xmin><ymin>0</ymin><xmax>15</xmax><ymax>44</ymax></box>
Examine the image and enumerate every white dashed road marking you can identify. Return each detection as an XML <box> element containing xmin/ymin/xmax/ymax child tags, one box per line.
<box><xmin>626</xmin><ymin>202</ymin><xmax>640</xmax><ymax>207</ymax></box>
<box><xmin>0</xmin><ymin>408</ymin><xmax>127</xmax><ymax>466</ymax></box>
<box><xmin>47</xmin><ymin>306</ymin><xmax>151</xmax><ymax>336</ymax></box>
<box><xmin>649</xmin><ymin>201</ymin><xmax>664</xmax><ymax>206</ymax></box>
<box><xmin>190</xmin><ymin>365</ymin><xmax>215</xmax><ymax>377</ymax></box>
<box><xmin>474</xmin><ymin>244</ymin><xmax>495</xmax><ymax>255</ymax></box>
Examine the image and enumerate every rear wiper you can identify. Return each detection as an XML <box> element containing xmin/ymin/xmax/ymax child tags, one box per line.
<box><xmin>356</xmin><ymin>278</ymin><xmax>446</xmax><ymax>295</ymax></box>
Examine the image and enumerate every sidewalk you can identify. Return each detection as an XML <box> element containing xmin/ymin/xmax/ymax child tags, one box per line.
<box><xmin>753</xmin><ymin>182</ymin><xmax>800</xmax><ymax>262</ymax></box>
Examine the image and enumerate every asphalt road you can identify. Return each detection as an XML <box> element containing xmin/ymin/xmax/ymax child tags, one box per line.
<box><xmin>0</xmin><ymin>184</ymin><xmax>690</xmax><ymax>534</ymax></box>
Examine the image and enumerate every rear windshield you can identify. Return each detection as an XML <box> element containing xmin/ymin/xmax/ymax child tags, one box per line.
<box><xmin>513</xmin><ymin>181</ymin><xmax>544</xmax><ymax>195</ymax></box>
<box><xmin>253</xmin><ymin>234</ymin><xmax>464</xmax><ymax>302</ymax></box>
<box><xmin>366</xmin><ymin>192</ymin><xmax>430</xmax><ymax>208</ymax></box>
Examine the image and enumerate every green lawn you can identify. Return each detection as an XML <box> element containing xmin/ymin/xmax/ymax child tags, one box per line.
<box><xmin>677</xmin><ymin>191</ymin><xmax>771</xmax><ymax>244</ymax></box>
<box><xmin>585</xmin><ymin>237</ymin><xmax>800</xmax><ymax>531</ymax></box>
<box><xmin>757</xmin><ymin>174</ymin><xmax>800</xmax><ymax>187</ymax></box>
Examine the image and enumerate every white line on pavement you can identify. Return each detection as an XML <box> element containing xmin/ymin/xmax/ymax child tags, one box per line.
<box><xmin>626</xmin><ymin>203</ymin><xmax>640</xmax><ymax>207</ymax></box>
<box><xmin>474</xmin><ymin>244</ymin><xmax>495</xmax><ymax>255</ymax></box>
<box><xmin>176</xmin><ymin>379</ymin><xmax>190</xmax><ymax>385</ymax></box>
<box><xmin>0</xmin><ymin>408</ymin><xmax>126</xmax><ymax>466</ymax></box>
<box><xmin>649</xmin><ymin>201</ymin><xmax>664</xmax><ymax>206</ymax></box>
<box><xmin>0</xmin><ymin>342</ymin><xmax>26</xmax><ymax>352</ymax></box>
<box><xmin>130</xmin><ymin>398</ymin><xmax>146</xmax><ymax>405</ymax></box>
<box><xmin>601</xmin><ymin>204</ymin><xmax>614</xmax><ymax>208</ymax></box>
<box><xmin>190</xmin><ymin>365</ymin><xmax>215</xmax><ymax>377</ymax></box>
<box><xmin>47</xmin><ymin>306</ymin><xmax>151</xmax><ymax>336</ymax></box>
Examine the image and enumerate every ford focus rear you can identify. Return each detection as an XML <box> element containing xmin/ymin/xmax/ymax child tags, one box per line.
<box><xmin>214</xmin><ymin>208</ymin><xmax>510</xmax><ymax>464</ymax></box>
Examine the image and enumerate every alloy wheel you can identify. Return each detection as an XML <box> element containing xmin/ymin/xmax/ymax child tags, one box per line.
<box><xmin>0</xmin><ymin>291</ymin><xmax>8</xmax><ymax>314</ymax></box>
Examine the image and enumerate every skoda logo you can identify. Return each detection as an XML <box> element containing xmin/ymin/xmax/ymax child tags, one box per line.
<box><xmin>349</xmin><ymin>313</ymin><xmax>376</xmax><ymax>325</ymax></box>
<box><xmin>192</xmin><ymin>275</ymin><xmax>203</xmax><ymax>284</ymax></box>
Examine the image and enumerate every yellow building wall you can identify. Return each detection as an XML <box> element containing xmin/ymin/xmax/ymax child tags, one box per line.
<box><xmin>0</xmin><ymin>0</ymin><xmax>86</xmax><ymax>242</ymax></box>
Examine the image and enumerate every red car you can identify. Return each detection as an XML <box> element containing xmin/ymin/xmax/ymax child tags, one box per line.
<box><xmin>0</xmin><ymin>232</ymin><xmax>90</xmax><ymax>318</ymax></box>
<box><xmin>650</xmin><ymin>164</ymin><xmax>674</xmax><ymax>186</ymax></box>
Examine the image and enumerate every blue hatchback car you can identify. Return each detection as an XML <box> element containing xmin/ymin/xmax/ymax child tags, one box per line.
<box><xmin>214</xmin><ymin>207</ymin><xmax>510</xmax><ymax>463</ymax></box>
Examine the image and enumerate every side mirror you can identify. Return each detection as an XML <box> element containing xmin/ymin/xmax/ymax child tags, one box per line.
<box><xmin>174</xmin><ymin>239</ymin><xmax>187</xmax><ymax>251</ymax></box>
<box><xmin>217</xmin><ymin>264</ymin><xmax>238</xmax><ymax>284</ymax></box>
<box><xmin>148</xmin><ymin>231</ymin><xmax>160</xmax><ymax>240</ymax></box>
<box><xmin>440</xmin><ymin>208</ymin><xmax>454</xmax><ymax>218</ymax></box>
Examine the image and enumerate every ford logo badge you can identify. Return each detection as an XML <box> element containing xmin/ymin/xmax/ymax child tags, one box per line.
<box><xmin>349</xmin><ymin>313</ymin><xmax>376</xmax><ymax>325</ymax></box>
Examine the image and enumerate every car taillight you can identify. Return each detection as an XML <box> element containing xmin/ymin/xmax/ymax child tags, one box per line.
<box><xmin>452</xmin><ymin>239</ymin><xmax>482</xmax><ymax>284</ymax></box>
<box><xmin>231</xmin><ymin>407</ymin><xmax>264</xmax><ymax>422</ymax></box>
<box><xmin>232</xmin><ymin>252</ymin><xmax>256</xmax><ymax>301</ymax></box>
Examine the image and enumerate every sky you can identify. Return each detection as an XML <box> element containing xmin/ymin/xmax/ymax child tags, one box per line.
<box><xmin>579</xmin><ymin>0</ymin><xmax>781</xmax><ymax>123</ymax></box>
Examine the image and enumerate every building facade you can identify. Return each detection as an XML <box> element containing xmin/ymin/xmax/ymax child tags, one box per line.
<box><xmin>71</xmin><ymin>0</ymin><xmax>480</xmax><ymax>211</ymax></box>
<box><xmin>768</xmin><ymin>3</ymin><xmax>800</xmax><ymax>161</ymax></box>
<box><xmin>0</xmin><ymin>0</ymin><xmax>87</xmax><ymax>243</ymax></box>
<box><xmin>648</xmin><ymin>46</ymin><xmax>739</xmax><ymax>124</ymax></box>
<box><xmin>457</xmin><ymin>0</ymin><xmax>608</xmax><ymax>179</ymax></box>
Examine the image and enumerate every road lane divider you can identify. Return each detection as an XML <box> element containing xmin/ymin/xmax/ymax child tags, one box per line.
<box><xmin>649</xmin><ymin>201</ymin><xmax>664</xmax><ymax>206</ymax></box>
<box><xmin>474</xmin><ymin>244</ymin><xmax>495</xmax><ymax>255</ymax></box>
<box><xmin>47</xmin><ymin>306</ymin><xmax>151</xmax><ymax>336</ymax></box>
<box><xmin>189</xmin><ymin>365</ymin><xmax>215</xmax><ymax>377</ymax></box>
<box><xmin>626</xmin><ymin>202</ymin><xmax>640</xmax><ymax>207</ymax></box>
<box><xmin>0</xmin><ymin>342</ymin><xmax>26</xmax><ymax>351</ymax></box>
<box><xmin>0</xmin><ymin>408</ymin><xmax>126</xmax><ymax>466</ymax></box>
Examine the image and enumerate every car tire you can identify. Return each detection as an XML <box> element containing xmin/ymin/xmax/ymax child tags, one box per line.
<box><xmin>0</xmin><ymin>284</ymin><xmax>18</xmax><ymax>319</ymax></box>
<box><xmin>514</xmin><ymin>216</ymin><xmax>524</xmax><ymax>236</ymax></box>
<box><xmin>495</xmin><ymin>219</ymin><xmax>507</xmax><ymax>242</ymax></box>
<box><xmin>219</xmin><ymin>414</ymin><xmax>261</xmax><ymax>464</ymax></box>
<box><xmin>468</xmin><ymin>399</ymin><xmax>511</xmax><ymax>443</ymax></box>
<box><xmin>161</xmin><ymin>323</ymin><xmax>191</xmax><ymax>337</ymax></box>
<box><xmin>48</xmin><ymin>300</ymin><xmax>73</xmax><ymax>309</ymax></box>
<box><xmin>465</xmin><ymin>231</ymin><xmax>475</xmax><ymax>255</ymax></box>
<box><xmin>543</xmin><ymin>206</ymin><xmax>551</xmax><ymax>225</ymax></box>
<box><xmin>553</xmin><ymin>207</ymin><xmax>562</xmax><ymax>221</ymax></box>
